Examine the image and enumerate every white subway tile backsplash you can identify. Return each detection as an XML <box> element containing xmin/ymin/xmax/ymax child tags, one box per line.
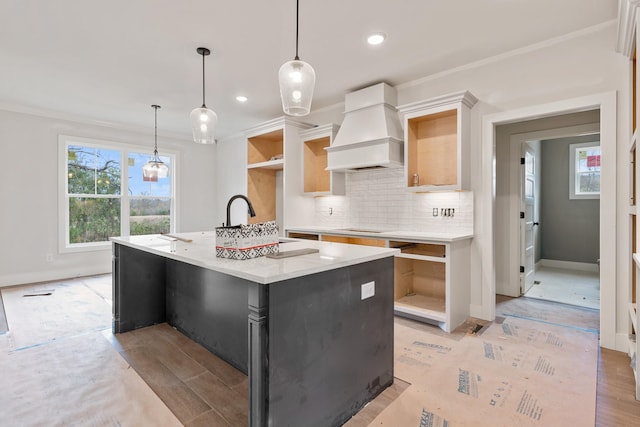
<box><xmin>312</xmin><ymin>168</ymin><xmax>473</xmax><ymax>233</ymax></box>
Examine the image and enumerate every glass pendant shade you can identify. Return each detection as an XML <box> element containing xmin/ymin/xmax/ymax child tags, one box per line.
<box><xmin>142</xmin><ymin>158</ymin><xmax>169</xmax><ymax>181</ymax></box>
<box><xmin>142</xmin><ymin>104</ymin><xmax>169</xmax><ymax>181</ymax></box>
<box><xmin>278</xmin><ymin>59</ymin><xmax>315</xmax><ymax>116</ymax></box>
<box><xmin>190</xmin><ymin>105</ymin><xmax>218</xmax><ymax>144</ymax></box>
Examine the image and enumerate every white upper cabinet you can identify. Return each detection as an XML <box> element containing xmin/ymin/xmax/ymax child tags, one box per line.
<box><xmin>398</xmin><ymin>91</ymin><xmax>478</xmax><ymax>191</ymax></box>
<box><xmin>300</xmin><ymin>124</ymin><xmax>346</xmax><ymax>196</ymax></box>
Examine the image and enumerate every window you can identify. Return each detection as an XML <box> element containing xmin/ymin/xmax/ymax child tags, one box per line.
<box><xmin>569</xmin><ymin>141</ymin><xmax>600</xmax><ymax>199</ymax></box>
<box><xmin>59</xmin><ymin>135</ymin><xmax>175</xmax><ymax>251</ymax></box>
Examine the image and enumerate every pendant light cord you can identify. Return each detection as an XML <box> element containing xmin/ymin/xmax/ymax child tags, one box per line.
<box><xmin>294</xmin><ymin>0</ymin><xmax>300</xmax><ymax>60</ymax></box>
<box><xmin>201</xmin><ymin>52</ymin><xmax>207</xmax><ymax>107</ymax></box>
<box><xmin>153</xmin><ymin>105</ymin><xmax>160</xmax><ymax>156</ymax></box>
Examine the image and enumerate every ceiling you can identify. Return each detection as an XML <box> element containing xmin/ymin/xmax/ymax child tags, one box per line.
<box><xmin>0</xmin><ymin>0</ymin><xmax>618</xmax><ymax>141</ymax></box>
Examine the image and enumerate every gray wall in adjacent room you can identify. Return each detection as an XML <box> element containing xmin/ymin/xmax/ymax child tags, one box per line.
<box><xmin>540</xmin><ymin>134</ymin><xmax>600</xmax><ymax>264</ymax></box>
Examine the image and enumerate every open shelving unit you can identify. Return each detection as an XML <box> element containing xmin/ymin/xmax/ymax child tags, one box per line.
<box><xmin>245</xmin><ymin>117</ymin><xmax>314</xmax><ymax>235</ymax></box>
<box><xmin>300</xmin><ymin>124</ymin><xmax>345</xmax><ymax>196</ymax></box>
<box><xmin>247</xmin><ymin>128</ymin><xmax>284</xmax><ymax>225</ymax></box>
<box><xmin>398</xmin><ymin>91</ymin><xmax>477</xmax><ymax>192</ymax></box>
<box><xmin>391</xmin><ymin>240</ymin><xmax>469</xmax><ymax>332</ymax></box>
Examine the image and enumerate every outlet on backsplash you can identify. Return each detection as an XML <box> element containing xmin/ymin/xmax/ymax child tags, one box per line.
<box><xmin>440</xmin><ymin>208</ymin><xmax>455</xmax><ymax>217</ymax></box>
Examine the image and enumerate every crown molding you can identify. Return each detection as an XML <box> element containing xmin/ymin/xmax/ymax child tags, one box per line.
<box><xmin>616</xmin><ymin>0</ymin><xmax>640</xmax><ymax>56</ymax></box>
<box><xmin>398</xmin><ymin>20</ymin><xmax>616</xmax><ymax>90</ymax></box>
<box><xmin>0</xmin><ymin>101</ymin><xmax>192</xmax><ymax>142</ymax></box>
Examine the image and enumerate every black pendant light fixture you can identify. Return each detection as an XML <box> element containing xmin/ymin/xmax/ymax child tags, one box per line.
<box><xmin>190</xmin><ymin>47</ymin><xmax>217</xmax><ymax>144</ymax></box>
<box><xmin>278</xmin><ymin>0</ymin><xmax>315</xmax><ymax>116</ymax></box>
<box><xmin>142</xmin><ymin>105</ymin><xmax>169</xmax><ymax>181</ymax></box>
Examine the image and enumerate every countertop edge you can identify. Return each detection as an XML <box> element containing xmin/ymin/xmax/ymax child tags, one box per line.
<box><xmin>286</xmin><ymin>227</ymin><xmax>474</xmax><ymax>243</ymax></box>
<box><xmin>111</xmin><ymin>233</ymin><xmax>399</xmax><ymax>284</ymax></box>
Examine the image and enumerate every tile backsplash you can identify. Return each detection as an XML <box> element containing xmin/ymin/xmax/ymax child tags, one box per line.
<box><xmin>313</xmin><ymin>168</ymin><xmax>473</xmax><ymax>233</ymax></box>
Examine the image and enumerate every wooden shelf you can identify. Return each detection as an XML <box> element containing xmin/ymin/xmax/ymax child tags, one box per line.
<box><xmin>321</xmin><ymin>234</ymin><xmax>386</xmax><ymax>247</ymax></box>
<box><xmin>395</xmin><ymin>294</ymin><xmax>446</xmax><ymax>323</ymax></box>
<box><xmin>248</xmin><ymin>129</ymin><xmax>283</xmax><ymax>164</ymax></box>
<box><xmin>288</xmin><ymin>232</ymin><xmax>319</xmax><ymax>241</ymax></box>
<box><xmin>396</xmin><ymin>242</ymin><xmax>446</xmax><ymax>257</ymax></box>
<box><xmin>247</xmin><ymin>159</ymin><xmax>284</xmax><ymax>170</ymax></box>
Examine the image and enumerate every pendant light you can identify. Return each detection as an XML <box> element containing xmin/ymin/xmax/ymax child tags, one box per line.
<box><xmin>278</xmin><ymin>0</ymin><xmax>315</xmax><ymax>116</ymax></box>
<box><xmin>190</xmin><ymin>47</ymin><xmax>218</xmax><ymax>144</ymax></box>
<box><xmin>142</xmin><ymin>105</ymin><xmax>169</xmax><ymax>182</ymax></box>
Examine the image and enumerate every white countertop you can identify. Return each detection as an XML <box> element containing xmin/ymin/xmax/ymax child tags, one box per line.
<box><xmin>286</xmin><ymin>226</ymin><xmax>473</xmax><ymax>243</ymax></box>
<box><xmin>111</xmin><ymin>232</ymin><xmax>398</xmax><ymax>285</ymax></box>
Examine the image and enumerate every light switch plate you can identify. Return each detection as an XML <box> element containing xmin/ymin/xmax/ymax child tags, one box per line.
<box><xmin>361</xmin><ymin>281</ymin><xmax>375</xmax><ymax>300</ymax></box>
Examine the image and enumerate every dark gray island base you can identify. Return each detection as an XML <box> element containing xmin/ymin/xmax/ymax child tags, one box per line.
<box><xmin>112</xmin><ymin>239</ymin><xmax>395</xmax><ymax>426</ymax></box>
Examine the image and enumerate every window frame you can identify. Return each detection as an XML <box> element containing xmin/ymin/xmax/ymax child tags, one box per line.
<box><xmin>58</xmin><ymin>134</ymin><xmax>178</xmax><ymax>253</ymax></box>
<box><xmin>569</xmin><ymin>141</ymin><xmax>601</xmax><ymax>200</ymax></box>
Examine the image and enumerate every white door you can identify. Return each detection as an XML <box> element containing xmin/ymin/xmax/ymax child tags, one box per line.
<box><xmin>520</xmin><ymin>142</ymin><xmax>537</xmax><ymax>295</ymax></box>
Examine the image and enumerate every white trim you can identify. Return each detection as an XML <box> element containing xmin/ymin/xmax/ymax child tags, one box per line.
<box><xmin>0</xmin><ymin>103</ymin><xmax>191</xmax><ymax>141</ymax></box>
<box><xmin>482</xmin><ymin>91</ymin><xmax>617</xmax><ymax>350</ymax></box>
<box><xmin>58</xmin><ymin>134</ymin><xmax>178</xmax><ymax>254</ymax></box>
<box><xmin>539</xmin><ymin>259</ymin><xmax>600</xmax><ymax>272</ymax></box>
<box><xmin>569</xmin><ymin>141</ymin><xmax>601</xmax><ymax>200</ymax></box>
<box><xmin>0</xmin><ymin>267</ymin><xmax>111</xmax><ymax>289</ymax></box>
<box><xmin>398</xmin><ymin>21</ymin><xmax>616</xmax><ymax>90</ymax></box>
<box><xmin>617</xmin><ymin>0</ymin><xmax>640</xmax><ymax>56</ymax></box>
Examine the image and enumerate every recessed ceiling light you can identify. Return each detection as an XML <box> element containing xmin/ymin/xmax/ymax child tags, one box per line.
<box><xmin>236</xmin><ymin>95</ymin><xmax>248</xmax><ymax>102</ymax></box>
<box><xmin>367</xmin><ymin>32</ymin><xmax>386</xmax><ymax>45</ymax></box>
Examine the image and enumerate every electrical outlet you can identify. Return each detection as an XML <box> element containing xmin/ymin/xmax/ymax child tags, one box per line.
<box><xmin>329</xmin><ymin>207</ymin><xmax>333</xmax><ymax>216</ymax></box>
<box><xmin>46</xmin><ymin>253</ymin><xmax>53</xmax><ymax>262</ymax></box>
<box><xmin>361</xmin><ymin>281</ymin><xmax>375</xmax><ymax>300</ymax></box>
<box><xmin>433</xmin><ymin>208</ymin><xmax>438</xmax><ymax>217</ymax></box>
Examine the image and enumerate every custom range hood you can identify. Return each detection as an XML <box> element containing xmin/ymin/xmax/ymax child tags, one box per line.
<box><xmin>326</xmin><ymin>82</ymin><xmax>403</xmax><ymax>171</ymax></box>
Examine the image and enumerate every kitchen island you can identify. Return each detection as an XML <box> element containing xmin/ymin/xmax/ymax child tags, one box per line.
<box><xmin>111</xmin><ymin>232</ymin><xmax>398</xmax><ymax>427</ymax></box>
<box><xmin>286</xmin><ymin>227</ymin><xmax>474</xmax><ymax>332</ymax></box>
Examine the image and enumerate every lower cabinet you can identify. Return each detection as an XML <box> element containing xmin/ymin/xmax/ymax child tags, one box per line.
<box><xmin>286</xmin><ymin>230</ymin><xmax>472</xmax><ymax>333</ymax></box>
<box><xmin>391</xmin><ymin>240</ymin><xmax>470</xmax><ymax>333</ymax></box>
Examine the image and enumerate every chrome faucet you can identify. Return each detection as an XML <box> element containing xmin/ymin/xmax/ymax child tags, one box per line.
<box><xmin>226</xmin><ymin>194</ymin><xmax>256</xmax><ymax>226</ymax></box>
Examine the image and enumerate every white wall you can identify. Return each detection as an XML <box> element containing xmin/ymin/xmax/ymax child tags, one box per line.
<box><xmin>0</xmin><ymin>108</ymin><xmax>216</xmax><ymax>287</ymax></box>
<box><xmin>216</xmin><ymin>22</ymin><xmax>630</xmax><ymax>347</ymax></box>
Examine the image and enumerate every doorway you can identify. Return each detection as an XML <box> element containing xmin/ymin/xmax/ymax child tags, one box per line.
<box><xmin>482</xmin><ymin>91</ymin><xmax>617</xmax><ymax>349</ymax></box>
<box><xmin>514</xmin><ymin>132</ymin><xmax>601</xmax><ymax>310</ymax></box>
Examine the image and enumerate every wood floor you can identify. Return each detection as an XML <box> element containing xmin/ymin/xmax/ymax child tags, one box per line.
<box><xmin>2</xmin><ymin>276</ymin><xmax>640</xmax><ymax>425</ymax></box>
<box><xmin>106</xmin><ymin>297</ymin><xmax>640</xmax><ymax>426</ymax></box>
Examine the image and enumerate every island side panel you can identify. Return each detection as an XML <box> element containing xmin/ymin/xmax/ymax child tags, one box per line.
<box><xmin>112</xmin><ymin>243</ymin><xmax>167</xmax><ymax>333</ymax></box>
<box><xmin>266</xmin><ymin>256</ymin><xmax>395</xmax><ymax>427</ymax></box>
<box><xmin>166</xmin><ymin>259</ymin><xmax>249</xmax><ymax>373</ymax></box>
<box><xmin>248</xmin><ymin>283</ymin><xmax>269</xmax><ymax>427</ymax></box>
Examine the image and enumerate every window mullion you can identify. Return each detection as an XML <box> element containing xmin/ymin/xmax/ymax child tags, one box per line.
<box><xmin>121</xmin><ymin>150</ymin><xmax>130</xmax><ymax>236</ymax></box>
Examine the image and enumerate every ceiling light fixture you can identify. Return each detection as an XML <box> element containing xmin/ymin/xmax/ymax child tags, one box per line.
<box><xmin>142</xmin><ymin>105</ymin><xmax>169</xmax><ymax>182</ymax></box>
<box><xmin>367</xmin><ymin>32</ymin><xmax>386</xmax><ymax>45</ymax></box>
<box><xmin>236</xmin><ymin>95</ymin><xmax>248</xmax><ymax>102</ymax></box>
<box><xmin>278</xmin><ymin>0</ymin><xmax>315</xmax><ymax>116</ymax></box>
<box><xmin>190</xmin><ymin>47</ymin><xmax>217</xmax><ymax>144</ymax></box>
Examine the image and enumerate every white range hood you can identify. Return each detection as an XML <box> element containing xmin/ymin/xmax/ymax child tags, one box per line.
<box><xmin>325</xmin><ymin>83</ymin><xmax>403</xmax><ymax>171</ymax></box>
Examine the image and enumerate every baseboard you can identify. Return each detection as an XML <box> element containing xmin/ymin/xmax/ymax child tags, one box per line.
<box><xmin>614</xmin><ymin>332</ymin><xmax>633</xmax><ymax>353</ymax></box>
<box><xmin>539</xmin><ymin>258</ymin><xmax>599</xmax><ymax>272</ymax></box>
<box><xmin>0</xmin><ymin>267</ymin><xmax>111</xmax><ymax>288</ymax></box>
<box><xmin>469</xmin><ymin>304</ymin><xmax>490</xmax><ymax>321</ymax></box>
